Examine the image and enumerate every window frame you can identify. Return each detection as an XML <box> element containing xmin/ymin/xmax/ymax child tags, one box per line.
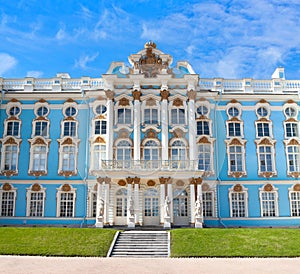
<box><xmin>228</xmin><ymin>186</ymin><xmax>248</xmax><ymax>218</ymax></box>
<box><xmin>0</xmin><ymin>184</ymin><xmax>17</xmax><ymax>217</ymax></box>
<box><xmin>56</xmin><ymin>184</ymin><xmax>76</xmax><ymax>217</ymax></box>
<box><xmin>26</xmin><ymin>184</ymin><xmax>46</xmax><ymax>217</ymax></box>
<box><xmin>259</xmin><ymin>185</ymin><xmax>278</xmax><ymax>217</ymax></box>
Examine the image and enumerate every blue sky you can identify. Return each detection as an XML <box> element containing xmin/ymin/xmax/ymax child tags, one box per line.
<box><xmin>1</xmin><ymin>0</ymin><xmax>300</xmax><ymax>80</ymax></box>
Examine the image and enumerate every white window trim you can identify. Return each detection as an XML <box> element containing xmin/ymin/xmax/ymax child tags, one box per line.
<box><xmin>226</xmin><ymin>119</ymin><xmax>244</xmax><ymax>138</ymax></box>
<box><xmin>255</xmin><ymin>138</ymin><xmax>277</xmax><ymax>176</ymax></box>
<box><xmin>202</xmin><ymin>190</ymin><xmax>215</xmax><ymax>217</ymax></box>
<box><xmin>284</xmin><ymin>120</ymin><xmax>299</xmax><ymax>139</ymax></box>
<box><xmin>196</xmin><ymin>118</ymin><xmax>212</xmax><ymax>137</ymax></box>
<box><xmin>114</xmin><ymin>96</ymin><xmax>133</xmax><ymax>126</ymax></box>
<box><xmin>90</xmin><ymin>141</ymin><xmax>106</xmax><ymax>173</ymax></box>
<box><xmin>26</xmin><ymin>184</ymin><xmax>46</xmax><ymax>217</ymax></box>
<box><xmin>228</xmin><ymin>185</ymin><xmax>248</xmax><ymax>218</ymax></box>
<box><xmin>255</xmin><ymin>119</ymin><xmax>273</xmax><ymax>139</ymax></box>
<box><xmin>0</xmin><ymin>137</ymin><xmax>21</xmax><ymax>174</ymax></box>
<box><xmin>226</xmin><ymin>103</ymin><xmax>242</xmax><ymax>120</ymax></box>
<box><xmin>4</xmin><ymin>119</ymin><xmax>22</xmax><ymax>138</ymax></box>
<box><xmin>32</xmin><ymin>119</ymin><xmax>50</xmax><ymax>138</ymax></box>
<box><xmin>92</xmin><ymin>118</ymin><xmax>107</xmax><ymax>137</ymax></box>
<box><xmin>259</xmin><ymin>185</ymin><xmax>279</xmax><ymax>217</ymax></box>
<box><xmin>88</xmin><ymin>186</ymin><xmax>97</xmax><ymax>218</ymax></box>
<box><xmin>56</xmin><ymin>184</ymin><xmax>77</xmax><ymax>217</ymax></box>
<box><xmin>60</xmin><ymin>119</ymin><xmax>79</xmax><ymax>138</ymax></box>
<box><xmin>0</xmin><ymin>184</ymin><xmax>17</xmax><ymax>217</ymax></box>
<box><xmin>288</xmin><ymin>185</ymin><xmax>300</xmax><ymax>217</ymax></box>
<box><xmin>57</xmin><ymin>138</ymin><xmax>80</xmax><ymax>176</ymax></box>
<box><xmin>141</xmin><ymin>98</ymin><xmax>161</xmax><ymax>126</ymax></box>
<box><xmin>225</xmin><ymin>138</ymin><xmax>247</xmax><ymax>177</ymax></box>
<box><xmin>195</xmin><ymin>101</ymin><xmax>211</xmax><ymax>118</ymax></box>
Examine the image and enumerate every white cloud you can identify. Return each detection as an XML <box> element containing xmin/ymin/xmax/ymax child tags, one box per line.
<box><xmin>0</xmin><ymin>53</ymin><xmax>17</xmax><ymax>76</ymax></box>
<box><xmin>74</xmin><ymin>53</ymin><xmax>99</xmax><ymax>70</ymax></box>
<box><xmin>26</xmin><ymin>70</ymin><xmax>43</xmax><ymax>78</ymax></box>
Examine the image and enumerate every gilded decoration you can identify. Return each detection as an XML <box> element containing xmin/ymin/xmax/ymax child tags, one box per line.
<box><xmin>126</xmin><ymin>177</ymin><xmax>134</xmax><ymax>184</ymax></box>
<box><xmin>119</xmin><ymin>98</ymin><xmax>130</xmax><ymax>106</ymax></box>
<box><xmin>132</xmin><ymin>90</ymin><xmax>141</xmax><ymax>101</ymax></box>
<box><xmin>176</xmin><ymin>180</ymin><xmax>185</xmax><ymax>187</ymax></box>
<box><xmin>61</xmin><ymin>138</ymin><xmax>74</xmax><ymax>145</ymax></box>
<box><xmin>190</xmin><ymin>177</ymin><xmax>202</xmax><ymax>185</ymax></box>
<box><xmin>289</xmin><ymin>172</ymin><xmax>300</xmax><ymax>178</ymax></box>
<box><xmin>10</xmin><ymin>98</ymin><xmax>19</xmax><ymax>103</ymax></box>
<box><xmin>105</xmin><ymin>90</ymin><xmax>115</xmax><ymax>100</ymax></box>
<box><xmin>146</xmin><ymin>98</ymin><xmax>156</xmax><ymax>107</ymax></box>
<box><xmin>33</xmin><ymin>138</ymin><xmax>47</xmax><ymax>146</ymax></box>
<box><xmin>118</xmin><ymin>180</ymin><xmax>126</xmax><ymax>186</ymax></box>
<box><xmin>2</xmin><ymin>170</ymin><xmax>17</xmax><ymax>177</ymax></box>
<box><xmin>135</xmin><ymin>43</ymin><xmax>168</xmax><ymax>78</ymax></box>
<box><xmin>257</xmin><ymin>117</ymin><xmax>269</xmax><ymax>122</ymax></box>
<box><xmin>59</xmin><ymin>170</ymin><xmax>76</xmax><ymax>177</ymax></box>
<box><xmin>38</xmin><ymin>98</ymin><xmax>47</xmax><ymax>103</ymax></box>
<box><xmin>160</xmin><ymin>89</ymin><xmax>170</xmax><ymax>100</ymax></box>
<box><xmin>233</xmin><ymin>184</ymin><xmax>243</xmax><ymax>192</ymax></box>
<box><xmin>173</xmin><ymin>98</ymin><xmax>183</xmax><ymax>107</ymax></box>
<box><xmin>36</xmin><ymin>116</ymin><xmax>47</xmax><ymax>121</ymax></box>
<box><xmin>118</xmin><ymin>129</ymin><xmax>130</xmax><ymax>139</ymax></box>
<box><xmin>7</xmin><ymin>116</ymin><xmax>19</xmax><ymax>121</ymax></box>
<box><xmin>260</xmin><ymin>172</ymin><xmax>275</xmax><ymax>178</ymax></box>
<box><xmin>187</xmin><ymin>90</ymin><xmax>197</xmax><ymax>101</ymax></box>
<box><xmin>94</xmin><ymin>136</ymin><xmax>106</xmax><ymax>144</ymax></box>
<box><xmin>32</xmin><ymin>183</ymin><xmax>41</xmax><ymax>191</ymax></box>
<box><xmin>202</xmin><ymin>183</ymin><xmax>209</xmax><ymax>191</ymax></box>
<box><xmin>64</xmin><ymin>116</ymin><xmax>75</xmax><ymax>121</ymax></box>
<box><xmin>147</xmin><ymin>129</ymin><xmax>157</xmax><ymax>139</ymax></box>
<box><xmin>229</xmin><ymin>138</ymin><xmax>243</xmax><ymax>146</ymax></box>
<box><xmin>286</xmin><ymin>118</ymin><xmax>297</xmax><ymax>122</ymax></box>
<box><xmin>229</xmin><ymin>117</ymin><xmax>240</xmax><ymax>122</ymax></box>
<box><xmin>29</xmin><ymin>171</ymin><xmax>47</xmax><ymax>177</ymax></box>
<box><xmin>173</xmin><ymin>128</ymin><xmax>184</xmax><ymax>138</ymax></box>
<box><xmin>133</xmin><ymin>177</ymin><xmax>141</xmax><ymax>184</ymax></box>
<box><xmin>159</xmin><ymin>177</ymin><xmax>171</xmax><ymax>184</ymax></box>
<box><xmin>287</xmin><ymin>139</ymin><xmax>300</xmax><ymax>146</ymax></box>
<box><xmin>286</xmin><ymin>99</ymin><xmax>296</xmax><ymax>104</ymax></box>
<box><xmin>294</xmin><ymin>184</ymin><xmax>300</xmax><ymax>191</ymax></box>
<box><xmin>95</xmin><ymin>114</ymin><xmax>106</xmax><ymax>120</ymax></box>
<box><xmin>2</xmin><ymin>183</ymin><xmax>12</xmax><ymax>191</ymax></box>
<box><xmin>147</xmin><ymin>180</ymin><xmax>156</xmax><ymax>187</ymax></box>
<box><xmin>264</xmin><ymin>184</ymin><xmax>273</xmax><ymax>191</ymax></box>
<box><xmin>198</xmin><ymin>136</ymin><xmax>210</xmax><ymax>144</ymax></box>
<box><xmin>230</xmin><ymin>172</ymin><xmax>245</xmax><ymax>178</ymax></box>
<box><xmin>258</xmin><ymin>138</ymin><xmax>273</xmax><ymax>146</ymax></box>
<box><xmin>62</xmin><ymin>184</ymin><xmax>71</xmax><ymax>192</ymax></box>
<box><xmin>66</xmin><ymin>98</ymin><xmax>75</xmax><ymax>103</ymax></box>
<box><xmin>228</xmin><ymin>99</ymin><xmax>239</xmax><ymax>104</ymax></box>
<box><xmin>258</xmin><ymin>99</ymin><xmax>268</xmax><ymax>104</ymax></box>
<box><xmin>4</xmin><ymin>138</ymin><xmax>17</xmax><ymax>145</ymax></box>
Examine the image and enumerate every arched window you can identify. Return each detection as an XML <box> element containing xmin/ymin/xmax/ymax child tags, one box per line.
<box><xmin>116</xmin><ymin>140</ymin><xmax>132</xmax><ymax>168</ymax></box>
<box><xmin>143</xmin><ymin>140</ymin><xmax>159</xmax><ymax>168</ymax></box>
<box><xmin>171</xmin><ymin>140</ymin><xmax>187</xmax><ymax>168</ymax></box>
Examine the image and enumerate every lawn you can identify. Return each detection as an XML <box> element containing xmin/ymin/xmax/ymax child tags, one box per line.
<box><xmin>171</xmin><ymin>228</ymin><xmax>300</xmax><ymax>257</ymax></box>
<box><xmin>0</xmin><ymin>227</ymin><xmax>117</xmax><ymax>257</ymax></box>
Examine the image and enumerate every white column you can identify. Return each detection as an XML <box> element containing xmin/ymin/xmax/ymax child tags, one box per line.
<box><xmin>134</xmin><ymin>182</ymin><xmax>139</xmax><ymax>224</ymax></box>
<box><xmin>188</xmin><ymin>90</ymin><xmax>197</xmax><ymax>166</ymax></box>
<box><xmin>105</xmin><ymin>91</ymin><xmax>114</xmax><ymax>161</ymax></box>
<box><xmin>127</xmin><ymin>183</ymin><xmax>133</xmax><ymax>222</ymax></box>
<box><xmin>161</xmin><ymin>90</ymin><xmax>169</xmax><ymax>163</ymax></box>
<box><xmin>104</xmin><ymin>180</ymin><xmax>110</xmax><ymax>224</ymax></box>
<box><xmin>95</xmin><ymin>179</ymin><xmax>104</xmax><ymax>227</ymax></box>
<box><xmin>160</xmin><ymin>182</ymin><xmax>165</xmax><ymax>223</ymax></box>
<box><xmin>190</xmin><ymin>183</ymin><xmax>195</xmax><ymax>224</ymax></box>
<box><xmin>167</xmin><ymin>183</ymin><xmax>173</xmax><ymax>223</ymax></box>
<box><xmin>133</xmin><ymin>91</ymin><xmax>141</xmax><ymax>162</ymax></box>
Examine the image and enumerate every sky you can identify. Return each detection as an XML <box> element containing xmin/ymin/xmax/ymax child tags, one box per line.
<box><xmin>1</xmin><ymin>0</ymin><xmax>300</xmax><ymax>80</ymax></box>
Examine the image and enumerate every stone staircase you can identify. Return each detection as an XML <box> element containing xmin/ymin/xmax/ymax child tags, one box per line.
<box><xmin>108</xmin><ymin>231</ymin><xmax>169</xmax><ymax>257</ymax></box>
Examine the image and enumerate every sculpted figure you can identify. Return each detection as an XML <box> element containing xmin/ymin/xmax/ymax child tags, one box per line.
<box><xmin>164</xmin><ymin>196</ymin><xmax>171</xmax><ymax>217</ymax></box>
<box><xmin>99</xmin><ymin>198</ymin><xmax>104</xmax><ymax>217</ymax></box>
<box><xmin>195</xmin><ymin>196</ymin><xmax>203</xmax><ymax>218</ymax></box>
<box><xmin>129</xmin><ymin>197</ymin><xmax>134</xmax><ymax>217</ymax></box>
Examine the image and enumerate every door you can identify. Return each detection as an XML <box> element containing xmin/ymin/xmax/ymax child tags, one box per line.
<box><xmin>143</xmin><ymin>188</ymin><xmax>159</xmax><ymax>226</ymax></box>
<box><xmin>173</xmin><ymin>189</ymin><xmax>189</xmax><ymax>226</ymax></box>
<box><xmin>114</xmin><ymin>188</ymin><xmax>127</xmax><ymax>225</ymax></box>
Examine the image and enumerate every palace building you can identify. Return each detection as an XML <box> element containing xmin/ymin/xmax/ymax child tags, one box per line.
<box><xmin>1</xmin><ymin>41</ymin><xmax>300</xmax><ymax>228</ymax></box>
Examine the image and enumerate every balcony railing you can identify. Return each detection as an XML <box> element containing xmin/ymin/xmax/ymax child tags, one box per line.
<box><xmin>97</xmin><ymin>160</ymin><xmax>206</xmax><ymax>171</ymax></box>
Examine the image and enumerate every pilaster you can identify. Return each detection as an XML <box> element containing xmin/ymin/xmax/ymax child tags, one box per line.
<box><xmin>105</xmin><ymin>90</ymin><xmax>114</xmax><ymax>161</ymax></box>
<box><xmin>160</xmin><ymin>89</ymin><xmax>169</xmax><ymax>162</ymax></box>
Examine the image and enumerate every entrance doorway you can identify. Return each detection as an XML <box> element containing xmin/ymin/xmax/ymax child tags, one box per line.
<box><xmin>114</xmin><ymin>188</ymin><xmax>127</xmax><ymax>225</ymax></box>
<box><xmin>143</xmin><ymin>188</ymin><xmax>159</xmax><ymax>226</ymax></box>
<box><xmin>173</xmin><ymin>189</ymin><xmax>189</xmax><ymax>226</ymax></box>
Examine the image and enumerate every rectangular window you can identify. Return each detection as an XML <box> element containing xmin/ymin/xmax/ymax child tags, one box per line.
<box><xmin>63</xmin><ymin>121</ymin><xmax>76</xmax><ymax>136</ymax></box>
<box><xmin>7</xmin><ymin>121</ymin><xmax>20</xmax><ymax>136</ymax></box>
<box><xmin>93</xmin><ymin>144</ymin><xmax>106</xmax><ymax>170</ymax></box>
<box><xmin>62</xmin><ymin>146</ymin><xmax>75</xmax><ymax>171</ymax></box>
<box><xmin>228</xmin><ymin>122</ymin><xmax>241</xmax><ymax>137</ymax></box>
<box><xmin>259</xmin><ymin>146</ymin><xmax>273</xmax><ymax>172</ymax></box>
<box><xmin>4</xmin><ymin>145</ymin><xmax>18</xmax><ymax>171</ymax></box>
<box><xmin>287</xmin><ymin>146</ymin><xmax>300</xmax><ymax>172</ymax></box>
<box><xmin>290</xmin><ymin>192</ymin><xmax>300</xmax><ymax>217</ymax></box>
<box><xmin>1</xmin><ymin>192</ymin><xmax>15</xmax><ymax>216</ymax></box>
<box><xmin>197</xmin><ymin>121</ymin><xmax>210</xmax><ymax>135</ymax></box>
<box><xmin>92</xmin><ymin>193</ymin><xmax>97</xmax><ymax>217</ymax></box>
<box><xmin>32</xmin><ymin>146</ymin><xmax>47</xmax><ymax>171</ymax></box>
<box><xmin>285</xmin><ymin>123</ymin><xmax>298</xmax><ymax>138</ymax></box>
<box><xmin>171</xmin><ymin>109</ymin><xmax>185</xmax><ymax>125</ymax></box>
<box><xmin>231</xmin><ymin>192</ymin><xmax>246</xmax><ymax>217</ymax></box>
<box><xmin>202</xmin><ymin>192</ymin><xmax>213</xmax><ymax>217</ymax></box>
<box><xmin>35</xmin><ymin>121</ymin><xmax>48</xmax><ymax>136</ymax></box>
<box><xmin>261</xmin><ymin>192</ymin><xmax>276</xmax><ymax>217</ymax></box>
<box><xmin>144</xmin><ymin>108</ymin><xmax>158</xmax><ymax>125</ymax></box>
<box><xmin>117</xmin><ymin>109</ymin><xmax>131</xmax><ymax>124</ymax></box>
<box><xmin>257</xmin><ymin>123</ymin><xmax>270</xmax><ymax>137</ymax></box>
<box><xmin>59</xmin><ymin>193</ymin><xmax>74</xmax><ymax>217</ymax></box>
<box><xmin>229</xmin><ymin>146</ymin><xmax>243</xmax><ymax>172</ymax></box>
<box><xmin>94</xmin><ymin>120</ymin><xmax>107</xmax><ymax>135</ymax></box>
<box><xmin>29</xmin><ymin>192</ymin><xmax>44</xmax><ymax>217</ymax></box>
<box><xmin>198</xmin><ymin>144</ymin><xmax>211</xmax><ymax>171</ymax></box>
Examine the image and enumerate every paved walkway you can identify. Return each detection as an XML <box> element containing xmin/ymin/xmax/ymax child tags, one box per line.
<box><xmin>1</xmin><ymin>256</ymin><xmax>300</xmax><ymax>274</ymax></box>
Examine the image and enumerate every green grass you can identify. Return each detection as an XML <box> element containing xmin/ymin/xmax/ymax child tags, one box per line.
<box><xmin>0</xmin><ymin>227</ymin><xmax>117</xmax><ymax>257</ymax></box>
<box><xmin>171</xmin><ymin>228</ymin><xmax>300</xmax><ymax>257</ymax></box>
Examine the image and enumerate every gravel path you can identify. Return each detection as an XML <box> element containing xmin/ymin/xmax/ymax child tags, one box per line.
<box><xmin>1</xmin><ymin>256</ymin><xmax>300</xmax><ymax>274</ymax></box>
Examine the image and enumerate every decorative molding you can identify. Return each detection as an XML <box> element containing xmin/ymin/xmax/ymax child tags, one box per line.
<box><xmin>62</xmin><ymin>184</ymin><xmax>71</xmax><ymax>191</ymax></box>
<box><xmin>160</xmin><ymin>89</ymin><xmax>169</xmax><ymax>100</ymax></box>
<box><xmin>147</xmin><ymin>180</ymin><xmax>156</xmax><ymax>187</ymax></box>
<box><xmin>264</xmin><ymin>183</ymin><xmax>274</xmax><ymax>191</ymax></box>
<box><xmin>187</xmin><ymin>90</ymin><xmax>197</xmax><ymax>100</ymax></box>
<box><xmin>58</xmin><ymin>170</ymin><xmax>76</xmax><ymax>177</ymax></box>
<box><xmin>132</xmin><ymin>90</ymin><xmax>141</xmax><ymax>101</ymax></box>
<box><xmin>28</xmin><ymin>171</ymin><xmax>47</xmax><ymax>177</ymax></box>
<box><xmin>119</xmin><ymin>97</ymin><xmax>130</xmax><ymax>106</ymax></box>
<box><xmin>159</xmin><ymin>177</ymin><xmax>171</xmax><ymax>184</ymax></box>
<box><xmin>105</xmin><ymin>90</ymin><xmax>115</xmax><ymax>100</ymax></box>
<box><xmin>2</xmin><ymin>183</ymin><xmax>12</xmax><ymax>191</ymax></box>
<box><xmin>233</xmin><ymin>184</ymin><xmax>243</xmax><ymax>192</ymax></box>
<box><xmin>173</xmin><ymin>98</ymin><xmax>183</xmax><ymax>107</ymax></box>
<box><xmin>31</xmin><ymin>183</ymin><xmax>41</xmax><ymax>191</ymax></box>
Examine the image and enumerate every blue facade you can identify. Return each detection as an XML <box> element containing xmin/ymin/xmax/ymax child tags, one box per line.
<box><xmin>1</xmin><ymin>43</ymin><xmax>300</xmax><ymax>227</ymax></box>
